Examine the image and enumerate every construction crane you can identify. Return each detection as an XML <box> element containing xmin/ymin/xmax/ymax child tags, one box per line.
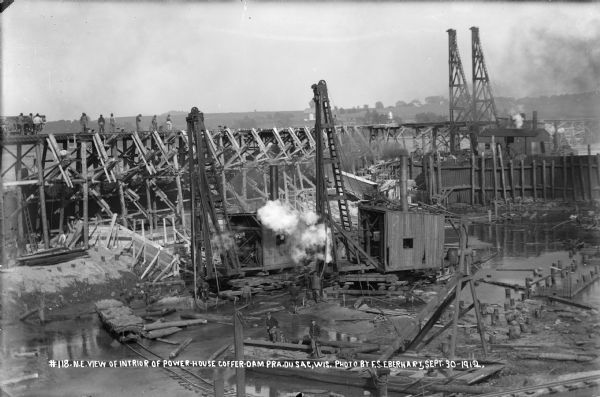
<box><xmin>470</xmin><ymin>26</ymin><xmax>498</xmax><ymax>126</ymax></box>
<box><xmin>311</xmin><ymin>80</ymin><xmax>382</xmax><ymax>273</ymax></box>
<box><xmin>186</xmin><ymin>107</ymin><xmax>240</xmax><ymax>283</ymax></box>
<box><xmin>447</xmin><ymin>29</ymin><xmax>473</xmax><ymax>152</ymax></box>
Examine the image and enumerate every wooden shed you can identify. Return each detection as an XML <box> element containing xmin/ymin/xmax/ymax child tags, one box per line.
<box><xmin>358</xmin><ymin>204</ymin><xmax>445</xmax><ymax>272</ymax></box>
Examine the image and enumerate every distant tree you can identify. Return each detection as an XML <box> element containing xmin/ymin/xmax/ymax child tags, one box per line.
<box><xmin>375</xmin><ymin>101</ymin><xmax>384</xmax><ymax>110</ymax></box>
<box><xmin>363</xmin><ymin>104</ymin><xmax>369</xmax><ymax>110</ymax></box>
<box><xmin>425</xmin><ymin>96</ymin><xmax>446</xmax><ymax>105</ymax></box>
<box><xmin>395</xmin><ymin>100</ymin><xmax>408</xmax><ymax>107</ymax></box>
<box><xmin>409</xmin><ymin>99</ymin><xmax>423</xmax><ymax>107</ymax></box>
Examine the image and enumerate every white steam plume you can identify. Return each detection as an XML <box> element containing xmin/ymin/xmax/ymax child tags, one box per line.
<box><xmin>512</xmin><ymin>113</ymin><xmax>524</xmax><ymax>128</ymax></box>
<box><xmin>257</xmin><ymin>200</ymin><xmax>332</xmax><ymax>264</ymax></box>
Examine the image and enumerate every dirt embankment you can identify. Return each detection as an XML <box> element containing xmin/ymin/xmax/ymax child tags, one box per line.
<box><xmin>0</xmin><ymin>247</ymin><xmax>139</xmax><ymax>322</ymax></box>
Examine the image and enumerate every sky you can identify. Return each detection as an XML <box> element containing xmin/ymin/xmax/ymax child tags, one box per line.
<box><xmin>2</xmin><ymin>1</ymin><xmax>599</xmax><ymax>121</ymax></box>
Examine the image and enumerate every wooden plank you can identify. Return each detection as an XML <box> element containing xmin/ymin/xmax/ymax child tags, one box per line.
<box><xmin>143</xmin><ymin>318</ymin><xmax>207</xmax><ymax>331</ymax></box>
<box><xmin>244</xmin><ymin>339</ymin><xmax>310</xmax><ymax>351</ymax></box>
<box><xmin>498</xmin><ymin>147</ymin><xmax>507</xmax><ymax>201</ymax></box>
<box><xmin>542</xmin><ymin>159</ymin><xmax>547</xmax><ymax>201</ymax></box>
<box><xmin>82</xmin><ymin>141</ymin><xmax>89</xmax><ymax>248</ymax></box>
<box><xmin>509</xmin><ymin>159</ymin><xmax>515</xmax><ymax>199</ymax></box>
<box><xmin>169</xmin><ymin>337</ymin><xmax>193</xmax><ymax>359</ymax></box>
<box><xmin>520</xmin><ymin>159</ymin><xmax>525</xmax><ymax>198</ymax></box>
<box><xmin>563</xmin><ymin>154</ymin><xmax>567</xmax><ymax>201</ymax></box>
<box><xmin>588</xmin><ymin>148</ymin><xmax>594</xmax><ymax>200</ymax></box>
<box><xmin>480</xmin><ymin>152</ymin><xmax>486</xmax><ymax>204</ymax></box>
<box><xmin>492</xmin><ymin>137</ymin><xmax>498</xmax><ymax>200</ymax></box>
<box><xmin>532</xmin><ymin>159</ymin><xmax>537</xmax><ymax>201</ymax></box>
<box><xmin>105</xmin><ymin>213</ymin><xmax>118</xmax><ymax>248</ymax></box>
<box><xmin>580</xmin><ymin>155</ymin><xmax>587</xmax><ymax>200</ymax></box>
<box><xmin>36</xmin><ymin>143</ymin><xmax>50</xmax><ymax>248</ymax></box>
<box><xmin>551</xmin><ymin>160</ymin><xmax>555</xmax><ymax>199</ymax></box>
<box><xmin>570</xmin><ymin>154</ymin><xmax>577</xmax><ymax>200</ymax></box>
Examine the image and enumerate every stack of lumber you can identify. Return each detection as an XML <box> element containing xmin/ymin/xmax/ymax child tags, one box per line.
<box><xmin>16</xmin><ymin>248</ymin><xmax>87</xmax><ymax>267</ymax></box>
<box><xmin>95</xmin><ymin>299</ymin><xmax>144</xmax><ymax>341</ymax></box>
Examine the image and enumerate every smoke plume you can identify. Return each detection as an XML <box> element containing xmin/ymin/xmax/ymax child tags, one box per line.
<box><xmin>257</xmin><ymin>200</ymin><xmax>332</xmax><ymax>264</ymax></box>
<box><xmin>511</xmin><ymin>113</ymin><xmax>524</xmax><ymax>129</ymax></box>
<box><xmin>500</xmin><ymin>20</ymin><xmax>600</xmax><ymax>97</ymax></box>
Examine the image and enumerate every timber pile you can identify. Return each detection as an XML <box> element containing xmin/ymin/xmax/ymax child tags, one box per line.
<box><xmin>95</xmin><ymin>299</ymin><xmax>144</xmax><ymax>341</ymax></box>
<box><xmin>228</xmin><ymin>276</ymin><xmax>292</xmax><ymax>292</ymax></box>
<box><xmin>16</xmin><ymin>248</ymin><xmax>87</xmax><ymax>266</ymax></box>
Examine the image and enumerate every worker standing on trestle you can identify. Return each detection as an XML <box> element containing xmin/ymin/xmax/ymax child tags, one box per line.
<box><xmin>17</xmin><ymin>113</ymin><xmax>24</xmax><ymax>135</ymax></box>
<box><xmin>265</xmin><ymin>312</ymin><xmax>279</xmax><ymax>342</ymax></box>
<box><xmin>79</xmin><ymin>113</ymin><xmax>89</xmax><ymax>133</ymax></box>
<box><xmin>166</xmin><ymin>114</ymin><xmax>172</xmax><ymax>132</ymax></box>
<box><xmin>98</xmin><ymin>114</ymin><xmax>105</xmax><ymax>133</ymax></box>
<box><xmin>135</xmin><ymin>114</ymin><xmax>142</xmax><ymax>132</ymax></box>
<box><xmin>109</xmin><ymin>113</ymin><xmax>116</xmax><ymax>133</ymax></box>
<box><xmin>151</xmin><ymin>115</ymin><xmax>158</xmax><ymax>131</ymax></box>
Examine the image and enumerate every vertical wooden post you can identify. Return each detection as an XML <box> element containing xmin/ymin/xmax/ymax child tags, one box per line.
<box><xmin>596</xmin><ymin>153</ymin><xmax>600</xmax><ymax>188</ymax></box>
<box><xmin>436</xmin><ymin>155</ymin><xmax>443</xmax><ymax>200</ymax></box>
<box><xmin>588</xmin><ymin>146</ymin><xmax>594</xmax><ymax>200</ymax></box>
<box><xmin>471</xmin><ymin>154</ymin><xmax>476</xmax><ymax>205</ymax></box>
<box><xmin>563</xmin><ymin>155</ymin><xmax>567</xmax><ymax>201</ymax></box>
<box><xmin>118</xmin><ymin>181</ymin><xmax>128</xmax><ymax>228</ymax></box>
<box><xmin>163</xmin><ymin>218</ymin><xmax>168</xmax><ymax>245</ymax></box>
<box><xmin>509</xmin><ymin>160</ymin><xmax>515</xmax><ymax>199</ymax></box>
<box><xmin>579</xmin><ymin>155</ymin><xmax>587</xmax><ymax>200</ymax></box>
<box><xmin>570</xmin><ymin>154</ymin><xmax>577</xmax><ymax>200</ymax></box>
<box><xmin>146</xmin><ymin>181</ymin><xmax>154</xmax><ymax>240</ymax></box>
<box><xmin>213</xmin><ymin>369</ymin><xmax>225</xmax><ymax>397</ymax></box>
<box><xmin>480</xmin><ymin>152</ymin><xmax>486</xmax><ymax>204</ymax></box>
<box><xmin>520</xmin><ymin>159</ymin><xmax>525</xmax><ymax>199</ymax></box>
<box><xmin>532</xmin><ymin>159</ymin><xmax>537</xmax><ymax>201</ymax></box>
<box><xmin>0</xmin><ymin>146</ymin><xmax>5</xmax><ymax>264</ymax></box>
<box><xmin>173</xmin><ymin>155</ymin><xmax>185</xmax><ymax>230</ymax></box>
<box><xmin>242</xmin><ymin>168</ymin><xmax>248</xmax><ymax>200</ymax></box>
<box><xmin>35</xmin><ymin>143</ymin><xmax>50</xmax><ymax>249</ymax></box>
<box><xmin>233</xmin><ymin>311</ymin><xmax>245</xmax><ymax>397</ymax></box>
<box><xmin>492</xmin><ymin>137</ymin><xmax>498</xmax><ymax>201</ymax></box>
<box><xmin>498</xmin><ymin>147</ymin><xmax>507</xmax><ymax>201</ymax></box>
<box><xmin>551</xmin><ymin>160</ymin><xmax>555</xmax><ymax>200</ymax></box>
<box><xmin>409</xmin><ymin>157</ymin><xmax>414</xmax><ymax>179</ymax></box>
<box><xmin>15</xmin><ymin>144</ymin><xmax>24</xmax><ymax>255</ymax></box>
<box><xmin>283</xmin><ymin>168</ymin><xmax>289</xmax><ymax>202</ymax></box>
<box><xmin>542</xmin><ymin>159</ymin><xmax>547</xmax><ymax>202</ymax></box>
<box><xmin>81</xmin><ymin>141</ymin><xmax>89</xmax><ymax>249</ymax></box>
<box><xmin>429</xmin><ymin>155</ymin><xmax>435</xmax><ymax>202</ymax></box>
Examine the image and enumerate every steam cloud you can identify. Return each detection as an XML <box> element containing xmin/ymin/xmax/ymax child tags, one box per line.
<box><xmin>257</xmin><ymin>200</ymin><xmax>332</xmax><ymax>264</ymax></box>
<box><xmin>511</xmin><ymin>113</ymin><xmax>524</xmax><ymax>129</ymax></box>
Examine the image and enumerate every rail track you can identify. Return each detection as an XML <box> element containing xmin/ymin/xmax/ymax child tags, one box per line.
<box><xmin>123</xmin><ymin>341</ymin><xmax>220</xmax><ymax>395</ymax></box>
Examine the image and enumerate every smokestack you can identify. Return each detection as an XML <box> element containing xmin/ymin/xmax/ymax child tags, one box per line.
<box><xmin>399</xmin><ymin>149</ymin><xmax>409</xmax><ymax>212</ymax></box>
<box><xmin>532</xmin><ymin>111</ymin><xmax>538</xmax><ymax>130</ymax></box>
<box><xmin>269</xmin><ymin>165</ymin><xmax>279</xmax><ymax>201</ymax></box>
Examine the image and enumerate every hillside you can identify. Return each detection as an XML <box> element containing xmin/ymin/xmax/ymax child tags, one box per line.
<box><xmin>41</xmin><ymin>91</ymin><xmax>599</xmax><ymax>133</ymax></box>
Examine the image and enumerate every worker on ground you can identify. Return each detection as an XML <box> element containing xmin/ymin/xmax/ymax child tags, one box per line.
<box><xmin>98</xmin><ymin>114</ymin><xmax>105</xmax><ymax>133</ymax></box>
<box><xmin>80</xmin><ymin>113</ymin><xmax>89</xmax><ymax>133</ymax></box>
<box><xmin>57</xmin><ymin>229</ymin><xmax>68</xmax><ymax>247</ymax></box>
<box><xmin>135</xmin><ymin>114</ymin><xmax>142</xmax><ymax>132</ymax></box>
<box><xmin>151</xmin><ymin>115</ymin><xmax>158</xmax><ymax>131</ymax></box>
<box><xmin>309</xmin><ymin>319</ymin><xmax>322</xmax><ymax>358</ymax></box>
<box><xmin>310</xmin><ymin>271</ymin><xmax>322</xmax><ymax>304</ymax></box>
<box><xmin>166</xmin><ymin>114</ymin><xmax>172</xmax><ymax>132</ymax></box>
<box><xmin>241</xmin><ymin>282</ymin><xmax>253</xmax><ymax>306</ymax></box>
<box><xmin>109</xmin><ymin>113</ymin><xmax>116</xmax><ymax>133</ymax></box>
<box><xmin>197</xmin><ymin>278</ymin><xmax>210</xmax><ymax>301</ymax></box>
<box><xmin>17</xmin><ymin>113</ymin><xmax>24</xmax><ymax>135</ymax></box>
<box><xmin>265</xmin><ymin>312</ymin><xmax>279</xmax><ymax>342</ymax></box>
<box><xmin>289</xmin><ymin>282</ymin><xmax>300</xmax><ymax>314</ymax></box>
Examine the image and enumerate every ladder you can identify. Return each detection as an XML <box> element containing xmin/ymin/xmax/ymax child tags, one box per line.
<box><xmin>187</xmin><ymin>107</ymin><xmax>240</xmax><ymax>278</ymax></box>
<box><xmin>312</xmin><ymin>80</ymin><xmax>352</xmax><ymax>232</ymax></box>
<box><xmin>22</xmin><ymin>200</ymin><xmax>38</xmax><ymax>253</ymax></box>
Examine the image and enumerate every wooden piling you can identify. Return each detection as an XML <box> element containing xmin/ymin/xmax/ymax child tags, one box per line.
<box><xmin>579</xmin><ymin>155</ymin><xmax>587</xmax><ymax>200</ymax></box>
<box><xmin>551</xmin><ymin>160</ymin><xmax>555</xmax><ymax>199</ymax></box>
<box><xmin>520</xmin><ymin>159</ymin><xmax>525</xmax><ymax>198</ymax></box>
<box><xmin>509</xmin><ymin>159</ymin><xmax>515</xmax><ymax>199</ymax></box>
<box><xmin>81</xmin><ymin>141</ymin><xmax>89</xmax><ymax>248</ymax></box>
<box><xmin>532</xmin><ymin>159</ymin><xmax>537</xmax><ymax>201</ymax></box>
<box><xmin>471</xmin><ymin>154</ymin><xmax>476</xmax><ymax>205</ymax></box>
<box><xmin>35</xmin><ymin>143</ymin><xmax>50</xmax><ymax>249</ymax></box>
<box><xmin>588</xmin><ymin>146</ymin><xmax>593</xmax><ymax>200</ymax></box>
<box><xmin>542</xmin><ymin>159</ymin><xmax>547</xmax><ymax>201</ymax></box>
<box><xmin>498</xmin><ymin>147</ymin><xmax>507</xmax><ymax>201</ymax></box>
<box><xmin>570</xmin><ymin>154</ymin><xmax>577</xmax><ymax>200</ymax></box>
<box><xmin>563</xmin><ymin>154</ymin><xmax>567</xmax><ymax>201</ymax></box>
<box><xmin>480</xmin><ymin>152</ymin><xmax>486</xmax><ymax>204</ymax></box>
<box><xmin>492</xmin><ymin>138</ymin><xmax>498</xmax><ymax>200</ymax></box>
<box><xmin>234</xmin><ymin>311</ymin><xmax>245</xmax><ymax>397</ymax></box>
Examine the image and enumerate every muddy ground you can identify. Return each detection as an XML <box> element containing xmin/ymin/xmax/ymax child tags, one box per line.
<box><xmin>1</xmin><ymin>203</ymin><xmax>600</xmax><ymax>396</ymax></box>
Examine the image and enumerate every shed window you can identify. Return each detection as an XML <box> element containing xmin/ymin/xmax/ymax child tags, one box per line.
<box><xmin>276</xmin><ymin>234</ymin><xmax>286</xmax><ymax>246</ymax></box>
<box><xmin>403</xmin><ymin>238</ymin><xmax>414</xmax><ymax>249</ymax></box>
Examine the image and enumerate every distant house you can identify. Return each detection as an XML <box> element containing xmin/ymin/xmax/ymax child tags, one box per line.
<box><xmin>478</xmin><ymin>127</ymin><xmax>553</xmax><ymax>157</ymax></box>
